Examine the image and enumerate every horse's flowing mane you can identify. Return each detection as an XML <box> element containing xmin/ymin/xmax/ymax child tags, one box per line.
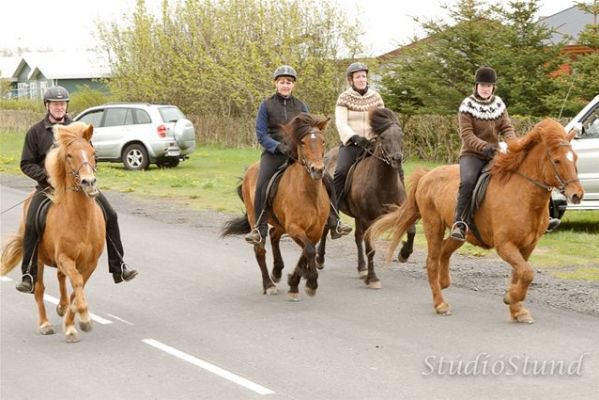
<box><xmin>46</xmin><ymin>122</ymin><xmax>90</xmax><ymax>204</ymax></box>
<box><xmin>491</xmin><ymin>118</ymin><xmax>567</xmax><ymax>182</ymax></box>
<box><xmin>369</xmin><ymin>108</ymin><xmax>399</xmax><ymax>136</ymax></box>
<box><xmin>280</xmin><ymin>112</ymin><xmax>328</xmax><ymax>159</ymax></box>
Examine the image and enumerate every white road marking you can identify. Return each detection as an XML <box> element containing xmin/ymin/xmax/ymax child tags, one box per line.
<box><xmin>106</xmin><ymin>313</ymin><xmax>134</xmax><ymax>325</ymax></box>
<box><xmin>142</xmin><ymin>338</ymin><xmax>275</xmax><ymax>395</ymax></box>
<box><xmin>43</xmin><ymin>294</ymin><xmax>113</xmax><ymax>325</ymax></box>
<box><xmin>1</xmin><ymin>276</ymin><xmax>12</xmax><ymax>282</ymax></box>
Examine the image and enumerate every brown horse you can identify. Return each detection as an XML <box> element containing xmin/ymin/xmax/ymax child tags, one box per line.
<box><xmin>367</xmin><ymin>119</ymin><xmax>584</xmax><ymax>322</ymax></box>
<box><xmin>222</xmin><ymin>113</ymin><xmax>330</xmax><ymax>300</ymax></box>
<box><xmin>1</xmin><ymin>122</ymin><xmax>105</xmax><ymax>342</ymax></box>
<box><xmin>317</xmin><ymin>108</ymin><xmax>415</xmax><ymax>288</ymax></box>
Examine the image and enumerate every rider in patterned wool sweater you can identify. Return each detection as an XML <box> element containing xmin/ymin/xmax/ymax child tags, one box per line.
<box><xmin>332</xmin><ymin>62</ymin><xmax>385</xmax><ymax>213</ymax></box>
<box><xmin>450</xmin><ymin>66</ymin><xmax>560</xmax><ymax>241</ymax></box>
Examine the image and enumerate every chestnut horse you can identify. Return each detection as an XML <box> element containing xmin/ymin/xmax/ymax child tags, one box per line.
<box><xmin>317</xmin><ymin>108</ymin><xmax>415</xmax><ymax>288</ymax></box>
<box><xmin>222</xmin><ymin>113</ymin><xmax>330</xmax><ymax>300</ymax></box>
<box><xmin>368</xmin><ymin>119</ymin><xmax>584</xmax><ymax>322</ymax></box>
<box><xmin>1</xmin><ymin>122</ymin><xmax>105</xmax><ymax>342</ymax></box>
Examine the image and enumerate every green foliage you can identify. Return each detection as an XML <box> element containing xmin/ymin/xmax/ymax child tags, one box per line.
<box><xmin>380</xmin><ymin>0</ymin><xmax>565</xmax><ymax>117</ymax></box>
<box><xmin>68</xmin><ymin>86</ymin><xmax>111</xmax><ymax>115</ymax></box>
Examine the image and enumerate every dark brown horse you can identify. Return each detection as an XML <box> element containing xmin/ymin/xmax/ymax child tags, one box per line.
<box><xmin>222</xmin><ymin>113</ymin><xmax>330</xmax><ymax>300</ymax></box>
<box><xmin>1</xmin><ymin>122</ymin><xmax>105</xmax><ymax>342</ymax></box>
<box><xmin>317</xmin><ymin>108</ymin><xmax>415</xmax><ymax>288</ymax></box>
<box><xmin>368</xmin><ymin>119</ymin><xmax>584</xmax><ymax>322</ymax></box>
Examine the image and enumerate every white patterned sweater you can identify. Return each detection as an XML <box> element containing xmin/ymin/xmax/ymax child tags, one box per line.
<box><xmin>335</xmin><ymin>88</ymin><xmax>384</xmax><ymax>145</ymax></box>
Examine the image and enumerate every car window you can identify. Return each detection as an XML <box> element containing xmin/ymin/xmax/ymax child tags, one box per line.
<box><xmin>104</xmin><ymin>108</ymin><xmax>131</xmax><ymax>127</ymax></box>
<box><xmin>582</xmin><ymin>108</ymin><xmax>599</xmax><ymax>138</ymax></box>
<box><xmin>77</xmin><ymin>110</ymin><xmax>104</xmax><ymax>127</ymax></box>
<box><xmin>159</xmin><ymin>107</ymin><xmax>185</xmax><ymax>123</ymax></box>
<box><xmin>133</xmin><ymin>108</ymin><xmax>152</xmax><ymax>124</ymax></box>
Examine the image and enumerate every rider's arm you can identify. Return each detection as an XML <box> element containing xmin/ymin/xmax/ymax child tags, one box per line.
<box><xmin>335</xmin><ymin>105</ymin><xmax>356</xmax><ymax>145</ymax></box>
<box><xmin>20</xmin><ymin>128</ymin><xmax>48</xmax><ymax>185</ymax></box>
<box><xmin>458</xmin><ymin>112</ymin><xmax>488</xmax><ymax>152</ymax></box>
<box><xmin>499</xmin><ymin>109</ymin><xmax>516</xmax><ymax>141</ymax></box>
<box><xmin>255</xmin><ymin>101</ymin><xmax>281</xmax><ymax>154</ymax></box>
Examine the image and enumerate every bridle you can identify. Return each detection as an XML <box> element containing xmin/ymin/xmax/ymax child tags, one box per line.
<box><xmin>513</xmin><ymin>140</ymin><xmax>579</xmax><ymax>193</ymax></box>
<box><xmin>298</xmin><ymin>130</ymin><xmax>325</xmax><ymax>175</ymax></box>
<box><xmin>363</xmin><ymin>126</ymin><xmax>403</xmax><ymax>168</ymax></box>
<box><xmin>64</xmin><ymin>139</ymin><xmax>97</xmax><ymax>192</ymax></box>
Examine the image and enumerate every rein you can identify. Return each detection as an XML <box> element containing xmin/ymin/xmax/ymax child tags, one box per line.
<box><xmin>513</xmin><ymin>140</ymin><xmax>579</xmax><ymax>193</ymax></box>
<box><xmin>64</xmin><ymin>139</ymin><xmax>97</xmax><ymax>192</ymax></box>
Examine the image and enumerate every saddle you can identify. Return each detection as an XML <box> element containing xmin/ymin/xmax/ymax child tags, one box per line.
<box><xmin>33</xmin><ymin>195</ymin><xmax>52</xmax><ymax>236</ymax></box>
<box><xmin>465</xmin><ymin>163</ymin><xmax>493</xmax><ymax>248</ymax></box>
<box><xmin>265</xmin><ymin>160</ymin><xmax>292</xmax><ymax>209</ymax></box>
<box><xmin>340</xmin><ymin>151</ymin><xmax>371</xmax><ymax>209</ymax></box>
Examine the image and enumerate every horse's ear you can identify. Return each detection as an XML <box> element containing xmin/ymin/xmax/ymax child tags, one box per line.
<box><xmin>566</xmin><ymin>128</ymin><xmax>576</xmax><ymax>142</ymax></box>
<box><xmin>82</xmin><ymin>124</ymin><xmax>94</xmax><ymax>142</ymax></box>
<box><xmin>316</xmin><ymin>117</ymin><xmax>330</xmax><ymax>132</ymax></box>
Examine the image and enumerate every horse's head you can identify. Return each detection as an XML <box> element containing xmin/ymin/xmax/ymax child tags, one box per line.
<box><xmin>46</xmin><ymin>122</ymin><xmax>99</xmax><ymax>200</ymax></box>
<box><xmin>369</xmin><ymin>108</ymin><xmax>403</xmax><ymax>168</ymax></box>
<box><xmin>281</xmin><ymin>112</ymin><xmax>329</xmax><ymax>180</ymax></box>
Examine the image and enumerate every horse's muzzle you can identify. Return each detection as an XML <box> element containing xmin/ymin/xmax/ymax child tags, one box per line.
<box><xmin>310</xmin><ymin>165</ymin><xmax>324</xmax><ymax>180</ymax></box>
<box><xmin>390</xmin><ymin>154</ymin><xmax>403</xmax><ymax>169</ymax></box>
<box><xmin>80</xmin><ymin>177</ymin><xmax>99</xmax><ymax>198</ymax></box>
<box><xmin>567</xmin><ymin>191</ymin><xmax>584</xmax><ymax>205</ymax></box>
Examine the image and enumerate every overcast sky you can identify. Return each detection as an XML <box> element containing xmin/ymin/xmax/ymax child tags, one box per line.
<box><xmin>1</xmin><ymin>0</ymin><xmax>576</xmax><ymax>56</ymax></box>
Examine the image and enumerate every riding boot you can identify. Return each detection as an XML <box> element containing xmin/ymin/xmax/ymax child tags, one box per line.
<box><xmin>323</xmin><ymin>173</ymin><xmax>352</xmax><ymax>239</ymax></box>
<box><xmin>16</xmin><ymin>190</ymin><xmax>46</xmax><ymax>294</ymax></box>
<box><xmin>245</xmin><ymin>209</ymin><xmax>269</xmax><ymax>245</ymax></box>
<box><xmin>450</xmin><ymin>187</ymin><xmax>473</xmax><ymax>242</ymax></box>
<box><xmin>546</xmin><ymin>218</ymin><xmax>561</xmax><ymax>233</ymax></box>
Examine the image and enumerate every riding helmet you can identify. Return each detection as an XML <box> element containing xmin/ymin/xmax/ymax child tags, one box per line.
<box><xmin>346</xmin><ymin>62</ymin><xmax>369</xmax><ymax>80</ymax></box>
<box><xmin>474</xmin><ymin>66</ymin><xmax>497</xmax><ymax>84</ymax></box>
<box><xmin>272</xmin><ymin>65</ymin><xmax>298</xmax><ymax>81</ymax></box>
<box><xmin>43</xmin><ymin>86</ymin><xmax>70</xmax><ymax>104</ymax></box>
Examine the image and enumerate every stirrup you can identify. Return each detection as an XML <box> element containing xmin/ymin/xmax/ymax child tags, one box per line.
<box><xmin>244</xmin><ymin>228</ymin><xmax>264</xmax><ymax>245</ymax></box>
<box><xmin>450</xmin><ymin>221</ymin><xmax>468</xmax><ymax>241</ymax></box>
<box><xmin>330</xmin><ymin>220</ymin><xmax>352</xmax><ymax>239</ymax></box>
<box><xmin>546</xmin><ymin>218</ymin><xmax>561</xmax><ymax>233</ymax></box>
<box><xmin>16</xmin><ymin>274</ymin><xmax>35</xmax><ymax>294</ymax></box>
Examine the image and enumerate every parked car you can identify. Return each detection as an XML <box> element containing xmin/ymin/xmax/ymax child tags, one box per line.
<box><xmin>74</xmin><ymin>103</ymin><xmax>196</xmax><ymax>170</ymax></box>
<box><xmin>550</xmin><ymin>94</ymin><xmax>599</xmax><ymax>218</ymax></box>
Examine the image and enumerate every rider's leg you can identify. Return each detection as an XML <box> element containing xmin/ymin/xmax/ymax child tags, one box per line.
<box><xmin>16</xmin><ymin>190</ymin><xmax>47</xmax><ymax>293</ymax></box>
<box><xmin>245</xmin><ymin>152</ymin><xmax>287</xmax><ymax>244</ymax></box>
<box><xmin>323</xmin><ymin>173</ymin><xmax>352</xmax><ymax>239</ymax></box>
<box><xmin>332</xmin><ymin>144</ymin><xmax>362</xmax><ymax>209</ymax></box>
<box><xmin>96</xmin><ymin>192</ymin><xmax>138</xmax><ymax>283</ymax></box>
<box><xmin>450</xmin><ymin>155</ymin><xmax>486</xmax><ymax>241</ymax></box>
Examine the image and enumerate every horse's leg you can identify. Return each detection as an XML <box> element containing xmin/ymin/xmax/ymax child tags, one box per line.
<box><xmin>355</xmin><ymin>221</ymin><xmax>367</xmax><ymax>279</ymax></box>
<box><xmin>422</xmin><ymin>217</ymin><xmax>451</xmax><ymax>315</ymax></box>
<box><xmin>398</xmin><ymin>222</ymin><xmax>416</xmax><ymax>263</ymax></box>
<box><xmin>56</xmin><ymin>270</ymin><xmax>69</xmax><ymax>317</ymax></box>
<box><xmin>364</xmin><ymin>227</ymin><xmax>381</xmax><ymax>289</ymax></box>
<box><xmin>316</xmin><ymin>225</ymin><xmax>328</xmax><ymax>270</ymax></box>
<box><xmin>270</xmin><ymin>227</ymin><xmax>284</xmax><ymax>284</ymax></box>
<box><xmin>254</xmin><ymin>243</ymin><xmax>277</xmax><ymax>296</ymax></box>
<box><xmin>34</xmin><ymin>262</ymin><xmax>54</xmax><ymax>335</ymax></box>
<box><xmin>303</xmin><ymin>241</ymin><xmax>319</xmax><ymax>297</ymax></box>
<box><xmin>287</xmin><ymin>254</ymin><xmax>306</xmax><ymax>302</ymax></box>
<box><xmin>438</xmin><ymin>236</ymin><xmax>463</xmax><ymax>290</ymax></box>
<box><xmin>58</xmin><ymin>255</ymin><xmax>88</xmax><ymax>343</ymax></box>
<box><xmin>76</xmin><ymin>267</ymin><xmax>96</xmax><ymax>333</ymax></box>
<box><xmin>496</xmin><ymin>242</ymin><xmax>535</xmax><ymax>323</ymax></box>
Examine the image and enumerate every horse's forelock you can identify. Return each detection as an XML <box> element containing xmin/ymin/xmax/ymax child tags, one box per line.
<box><xmin>370</xmin><ymin>108</ymin><xmax>399</xmax><ymax>136</ymax></box>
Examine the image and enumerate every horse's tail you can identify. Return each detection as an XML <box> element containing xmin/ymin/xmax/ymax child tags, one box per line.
<box><xmin>367</xmin><ymin>168</ymin><xmax>427</xmax><ymax>262</ymax></box>
<box><xmin>220</xmin><ymin>214</ymin><xmax>251</xmax><ymax>237</ymax></box>
<box><xmin>1</xmin><ymin>232</ymin><xmax>24</xmax><ymax>276</ymax></box>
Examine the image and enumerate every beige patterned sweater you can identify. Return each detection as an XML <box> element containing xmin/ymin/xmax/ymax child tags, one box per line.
<box><xmin>335</xmin><ymin>88</ymin><xmax>384</xmax><ymax>145</ymax></box>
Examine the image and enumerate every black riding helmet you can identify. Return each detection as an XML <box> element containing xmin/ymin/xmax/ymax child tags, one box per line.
<box><xmin>474</xmin><ymin>66</ymin><xmax>497</xmax><ymax>84</ymax></box>
<box><xmin>273</xmin><ymin>65</ymin><xmax>297</xmax><ymax>81</ymax></box>
<box><xmin>346</xmin><ymin>62</ymin><xmax>368</xmax><ymax>82</ymax></box>
<box><xmin>43</xmin><ymin>86</ymin><xmax>70</xmax><ymax>105</ymax></box>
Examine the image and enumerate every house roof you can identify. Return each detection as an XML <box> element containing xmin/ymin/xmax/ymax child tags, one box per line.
<box><xmin>10</xmin><ymin>51</ymin><xmax>111</xmax><ymax>81</ymax></box>
<box><xmin>540</xmin><ymin>5</ymin><xmax>595</xmax><ymax>45</ymax></box>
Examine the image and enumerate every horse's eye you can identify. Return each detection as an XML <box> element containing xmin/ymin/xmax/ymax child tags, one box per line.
<box><xmin>66</xmin><ymin>154</ymin><xmax>72</xmax><ymax>159</ymax></box>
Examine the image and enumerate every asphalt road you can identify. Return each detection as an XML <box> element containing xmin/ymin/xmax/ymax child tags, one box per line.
<box><xmin>1</xmin><ymin>183</ymin><xmax>598</xmax><ymax>400</ymax></box>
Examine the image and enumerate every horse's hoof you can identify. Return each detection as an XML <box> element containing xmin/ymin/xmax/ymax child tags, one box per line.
<box><xmin>503</xmin><ymin>292</ymin><xmax>512</xmax><ymax>305</ymax></box>
<box><xmin>397</xmin><ymin>255</ymin><xmax>408</xmax><ymax>263</ymax></box>
<box><xmin>316</xmin><ymin>262</ymin><xmax>325</xmax><ymax>270</ymax></box>
<box><xmin>367</xmin><ymin>280</ymin><xmax>382</xmax><ymax>289</ymax></box>
<box><xmin>305</xmin><ymin>287</ymin><xmax>317</xmax><ymax>297</ymax></box>
<box><xmin>288</xmin><ymin>292</ymin><xmax>300</xmax><ymax>302</ymax></box>
<box><xmin>39</xmin><ymin>323</ymin><xmax>55</xmax><ymax>336</ymax></box>
<box><xmin>271</xmin><ymin>274</ymin><xmax>281</xmax><ymax>284</ymax></box>
<box><xmin>512</xmin><ymin>311</ymin><xmax>534</xmax><ymax>324</ymax></box>
<box><xmin>358</xmin><ymin>269</ymin><xmax>368</xmax><ymax>279</ymax></box>
<box><xmin>265</xmin><ymin>286</ymin><xmax>279</xmax><ymax>296</ymax></box>
<box><xmin>79</xmin><ymin>319</ymin><xmax>93</xmax><ymax>332</ymax></box>
<box><xmin>435</xmin><ymin>303</ymin><xmax>451</xmax><ymax>315</ymax></box>
<box><xmin>56</xmin><ymin>304</ymin><xmax>67</xmax><ymax>317</ymax></box>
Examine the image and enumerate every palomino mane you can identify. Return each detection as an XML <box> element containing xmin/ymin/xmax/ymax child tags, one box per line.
<box><xmin>280</xmin><ymin>112</ymin><xmax>327</xmax><ymax>159</ymax></box>
<box><xmin>369</xmin><ymin>108</ymin><xmax>399</xmax><ymax>136</ymax></box>
<box><xmin>491</xmin><ymin>118</ymin><xmax>567</xmax><ymax>182</ymax></box>
<box><xmin>45</xmin><ymin>122</ymin><xmax>91</xmax><ymax>204</ymax></box>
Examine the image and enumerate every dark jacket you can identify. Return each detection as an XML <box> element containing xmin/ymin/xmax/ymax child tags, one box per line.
<box><xmin>20</xmin><ymin>115</ymin><xmax>73</xmax><ymax>189</ymax></box>
<box><xmin>255</xmin><ymin>93</ymin><xmax>308</xmax><ymax>154</ymax></box>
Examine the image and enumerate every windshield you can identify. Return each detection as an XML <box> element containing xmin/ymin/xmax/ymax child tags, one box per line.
<box><xmin>159</xmin><ymin>106</ymin><xmax>185</xmax><ymax>123</ymax></box>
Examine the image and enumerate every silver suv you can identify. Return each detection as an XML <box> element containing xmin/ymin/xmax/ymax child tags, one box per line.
<box><xmin>74</xmin><ymin>103</ymin><xmax>196</xmax><ymax>170</ymax></box>
<box><xmin>551</xmin><ymin>94</ymin><xmax>599</xmax><ymax>217</ymax></box>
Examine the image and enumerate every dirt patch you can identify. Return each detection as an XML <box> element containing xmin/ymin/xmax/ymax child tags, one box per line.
<box><xmin>2</xmin><ymin>173</ymin><xmax>598</xmax><ymax>317</ymax></box>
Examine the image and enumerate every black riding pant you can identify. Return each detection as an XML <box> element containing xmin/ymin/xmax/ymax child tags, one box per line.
<box><xmin>333</xmin><ymin>144</ymin><xmax>364</xmax><ymax>206</ymax></box>
<box><xmin>253</xmin><ymin>151</ymin><xmax>288</xmax><ymax>227</ymax></box>
<box><xmin>455</xmin><ymin>155</ymin><xmax>487</xmax><ymax>222</ymax></box>
<box><xmin>20</xmin><ymin>190</ymin><xmax>125</xmax><ymax>282</ymax></box>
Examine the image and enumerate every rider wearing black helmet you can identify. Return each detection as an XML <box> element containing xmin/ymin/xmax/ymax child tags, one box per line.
<box><xmin>15</xmin><ymin>86</ymin><xmax>138</xmax><ymax>293</ymax></box>
<box><xmin>332</xmin><ymin>62</ymin><xmax>384</xmax><ymax>211</ymax></box>
<box><xmin>244</xmin><ymin>65</ymin><xmax>352</xmax><ymax>244</ymax></box>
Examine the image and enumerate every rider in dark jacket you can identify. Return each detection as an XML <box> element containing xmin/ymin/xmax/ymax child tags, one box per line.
<box><xmin>244</xmin><ymin>66</ymin><xmax>352</xmax><ymax>244</ymax></box>
<box><xmin>16</xmin><ymin>86</ymin><xmax>138</xmax><ymax>293</ymax></box>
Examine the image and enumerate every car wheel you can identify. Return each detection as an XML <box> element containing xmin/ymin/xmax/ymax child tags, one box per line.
<box><xmin>156</xmin><ymin>158</ymin><xmax>180</xmax><ymax>168</ymax></box>
<box><xmin>122</xmin><ymin>144</ymin><xmax>149</xmax><ymax>170</ymax></box>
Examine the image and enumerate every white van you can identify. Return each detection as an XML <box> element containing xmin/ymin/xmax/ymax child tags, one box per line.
<box><xmin>551</xmin><ymin>94</ymin><xmax>599</xmax><ymax>217</ymax></box>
